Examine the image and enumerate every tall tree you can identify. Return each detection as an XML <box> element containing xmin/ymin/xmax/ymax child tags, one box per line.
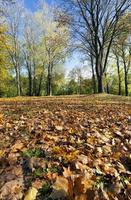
<box><xmin>44</xmin><ymin>26</ymin><xmax>69</xmax><ymax>96</ymax></box>
<box><xmin>35</xmin><ymin>4</ymin><xmax>70</xmax><ymax>96</ymax></box>
<box><xmin>23</xmin><ymin>12</ymin><xmax>43</xmax><ymax>96</ymax></box>
<box><xmin>0</xmin><ymin>24</ymin><xmax>11</xmax><ymax>96</ymax></box>
<box><xmin>62</xmin><ymin>0</ymin><xmax>131</xmax><ymax>93</ymax></box>
<box><xmin>113</xmin><ymin>13</ymin><xmax>131</xmax><ymax>96</ymax></box>
<box><xmin>5</xmin><ymin>1</ymin><xmax>24</xmax><ymax>96</ymax></box>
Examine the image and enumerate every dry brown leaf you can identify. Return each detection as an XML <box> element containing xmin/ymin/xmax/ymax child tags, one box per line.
<box><xmin>53</xmin><ymin>176</ymin><xmax>69</xmax><ymax>193</ymax></box>
<box><xmin>0</xmin><ymin>179</ymin><xmax>23</xmax><ymax>200</ymax></box>
<box><xmin>77</xmin><ymin>154</ymin><xmax>88</xmax><ymax>165</ymax></box>
<box><xmin>63</xmin><ymin>167</ymin><xmax>72</xmax><ymax>178</ymax></box>
<box><xmin>74</xmin><ymin>176</ymin><xmax>84</xmax><ymax>195</ymax></box>
<box><xmin>11</xmin><ymin>140</ymin><xmax>24</xmax><ymax>152</ymax></box>
<box><xmin>32</xmin><ymin>180</ymin><xmax>43</xmax><ymax>190</ymax></box>
<box><xmin>75</xmin><ymin>194</ymin><xmax>87</xmax><ymax>200</ymax></box>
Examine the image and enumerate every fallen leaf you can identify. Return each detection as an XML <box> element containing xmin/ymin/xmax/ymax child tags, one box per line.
<box><xmin>55</xmin><ymin>125</ymin><xmax>63</xmax><ymax>131</ymax></box>
<box><xmin>53</xmin><ymin>176</ymin><xmax>68</xmax><ymax>193</ymax></box>
<box><xmin>24</xmin><ymin>187</ymin><xmax>38</xmax><ymax>200</ymax></box>
<box><xmin>11</xmin><ymin>140</ymin><xmax>24</xmax><ymax>152</ymax></box>
<box><xmin>0</xmin><ymin>149</ymin><xmax>5</xmax><ymax>159</ymax></box>
<box><xmin>0</xmin><ymin>179</ymin><xmax>23</xmax><ymax>200</ymax></box>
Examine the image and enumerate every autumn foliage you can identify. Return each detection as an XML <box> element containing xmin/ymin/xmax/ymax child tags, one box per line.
<box><xmin>0</xmin><ymin>95</ymin><xmax>131</xmax><ymax>200</ymax></box>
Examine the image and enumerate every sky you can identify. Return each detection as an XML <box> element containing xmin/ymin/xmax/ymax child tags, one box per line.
<box><xmin>24</xmin><ymin>0</ymin><xmax>54</xmax><ymax>12</ymax></box>
<box><xmin>24</xmin><ymin>0</ymin><xmax>83</xmax><ymax>74</ymax></box>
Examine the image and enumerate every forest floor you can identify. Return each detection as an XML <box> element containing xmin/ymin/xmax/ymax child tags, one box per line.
<box><xmin>0</xmin><ymin>94</ymin><xmax>131</xmax><ymax>200</ymax></box>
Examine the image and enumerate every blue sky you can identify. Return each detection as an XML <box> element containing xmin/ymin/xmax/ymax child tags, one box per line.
<box><xmin>24</xmin><ymin>0</ymin><xmax>36</xmax><ymax>11</ymax></box>
<box><xmin>24</xmin><ymin>0</ymin><xmax>53</xmax><ymax>11</ymax></box>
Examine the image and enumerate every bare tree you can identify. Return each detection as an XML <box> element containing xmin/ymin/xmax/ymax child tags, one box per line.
<box><xmin>62</xmin><ymin>0</ymin><xmax>131</xmax><ymax>93</ymax></box>
<box><xmin>0</xmin><ymin>0</ymin><xmax>15</xmax><ymax>16</ymax></box>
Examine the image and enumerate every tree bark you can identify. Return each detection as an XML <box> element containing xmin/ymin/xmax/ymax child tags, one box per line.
<box><xmin>28</xmin><ymin>72</ymin><xmax>32</xmax><ymax>96</ymax></box>
<box><xmin>116</xmin><ymin>55</ymin><xmax>122</xmax><ymax>95</ymax></box>
<box><xmin>37</xmin><ymin>73</ymin><xmax>43</xmax><ymax>96</ymax></box>
<box><xmin>122</xmin><ymin>50</ymin><xmax>129</xmax><ymax>96</ymax></box>
<box><xmin>92</xmin><ymin>73</ymin><xmax>96</xmax><ymax>94</ymax></box>
<box><xmin>16</xmin><ymin>66</ymin><xmax>21</xmax><ymax>96</ymax></box>
<box><xmin>97</xmin><ymin>76</ymin><xmax>103</xmax><ymax>93</ymax></box>
<box><xmin>124</xmin><ymin>71</ymin><xmax>128</xmax><ymax>96</ymax></box>
<box><xmin>106</xmin><ymin>83</ymin><xmax>110</xmax><ymax>94</ymax></box>
<box><xmin>26</xmin><ymin>61</ymin><xmax>33</xmax><ymax>96</ymax></box>
<box><xmin>32</xmin><ymin>62</ymin><xmax>37</xmax><ymax>96</ymax></box>
<box><xmin>105</xmin><ymin>73</ymin><xmax>110</xmax><ymax>94</ymax></box>
<box><xmin>47</xmin><ymin>63</ymin><xmax>52</xmax><ymax>96</ymax></box>
<box><xmin>91</xmin><ymin>55</ymin><xmax>96</xmax><ymax>94</ymax></box>
<box><xmin>47</xmin><ymin>75</ymin><xmax>52</xmax><ymax>96</ymax></box>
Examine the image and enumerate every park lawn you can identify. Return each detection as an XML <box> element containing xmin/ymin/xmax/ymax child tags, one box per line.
<box><xmin>0</xmin><ymin>94</ymin><xmax>131</xmax><ymax>200</ymax></box>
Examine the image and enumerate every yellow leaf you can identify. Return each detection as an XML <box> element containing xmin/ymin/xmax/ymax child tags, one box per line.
<box><xmin>87</xmin><ymin>137</ymin><xmax>96</xmax><ymax>145</ymax></box>
<box><xmin>82</xmin><ymin>179</ymin><xmax>94</xmax><ymax>191</ymax></box>
<box><xmin>24</xmin><ymin>187</ymin><xmax>38</xmax><ymax>200</ymax></box>
<box><xmin>0</xmin><ymin>150</ymin><xmax>5</xmax><ymax>159</ymax></box>
<box><xmin>6</xmin><ymin>122</ymin><xmax>12</xmax><ymax>128</ymax></box>
<box><xmin>0</xmin><ymin>114</ymin><xmax>4</xmax><ymax>124</ymax></box>
<box><xmin>69</xmin><ymin>128</ymin><xmax>75</xmax><ymax>134</ymax></box>
<box><xmin>112</xmin><ymin>152</ymin><xmax>121</xmax><ymax>160</ymax></box>
<box><xmin>52</xmin><ymin>146</ymin><xmax>62</xmax><ymax>153</ymax></box>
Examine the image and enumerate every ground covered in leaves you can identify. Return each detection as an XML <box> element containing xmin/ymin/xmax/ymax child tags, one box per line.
<box><xmin>0</xmin><ymin>94</ymin><xmax>131</xmax><ymax>200</ymax></box>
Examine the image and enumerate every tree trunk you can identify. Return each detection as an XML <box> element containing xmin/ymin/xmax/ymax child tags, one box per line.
<box><xmin>79</xmin><ymin>77</ymin><xmax>82</xmax><ymax>95</ymax></box>
<box><xmin>47</xmin><ymin>62</ymin><xmax>52</xmax><ymax>96</ymax></box>
<box><xmin>33</xmin><ymin>77</ymin><xmax>37</xmax><ymax>96</ymax></box>
<box><xmin>97</xmin><ymin>76</ymin><xmax>103</xmax><ymax>93</ymax></box>
<box><xmin>116</xmin><ymin>55</ymin><xmax>121</xmax><ymax>95</ymax></box>
<box><xmin>32</xmin><ymin>60</ymin><xmax>37</xmax><ymax>96</ymax></box>
<box><xmin>123</xmin><ymin>59</ymin><xmax>128</xmax><ymax>96</ymax></box>
<box><xmin>106</xmin><ymin>83</ymin><xmax>110</xmax><ymax>94</ymax></box>
<box><xmin>16</xmin><ymin>66</ymin><xmax>21</xmax><ymax>96</ymax></box>
<box><xmin>125</xmin><ymin>72</ymin><xmax>128</xmax><ymax>96</ymax></box>
<box><xmin>105</xmin><ymin>73</ymin><xmax>110</xmax><ymax>94</ymax></box>
<box><xmin>47</xmin><ymin>74</ymin><xmax>52</xmax><ymax>96</ymax></box>
<box><xmin>92</xmin><ymin>73</ymin><xmax>96</xmax><ymax>94</ymax></box>
<box><xmin>26</xmin><ymin>64</ymin><xmax>33</xmax><ymax>96</ymax></box>
<box><xmin>37</xmin><ymin>73</ymin><xmax>43</xmax><ymax>96</ymax></box>
<box><xmin>28</xmin><ymin>72</ymin><xmax>32</xmax><ymax>96</ymax></box>
<box><xmin>95</xmin><ymin>58</ymin><xmax>103</xmax><ymax>93</ymax></box>
<box><xmin>91</xmin><ymin>54</ymin><xmax>96</xmax><ymax>94</ymax></box>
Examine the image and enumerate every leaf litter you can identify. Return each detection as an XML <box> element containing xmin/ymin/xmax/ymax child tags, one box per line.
<box><xmin>0</xmin><ymin>94</ymin><xmax>131</xmax><ymax>200</ymax></box>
